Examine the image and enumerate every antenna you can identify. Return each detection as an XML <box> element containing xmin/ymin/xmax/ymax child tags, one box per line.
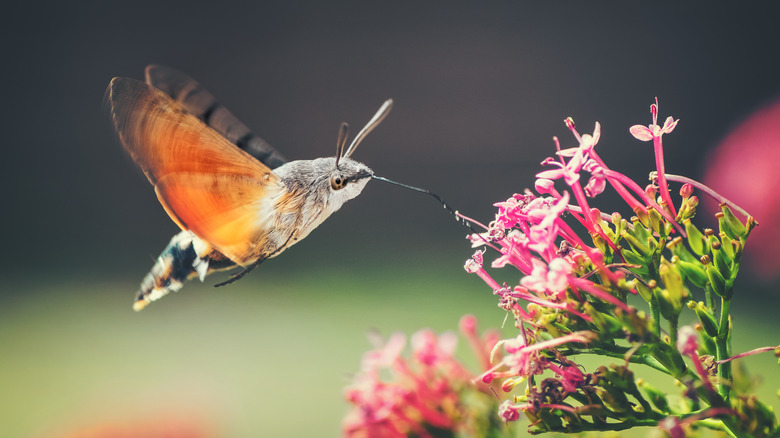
<box><xmin>343</xmin><ymin>99</ymin><xmax>393</xmax><ymax>159</ymax></box>
<box><xmin>335</xmin><ymin>122</ymin><xmax>349</xmax><ymax>168</ymax></box>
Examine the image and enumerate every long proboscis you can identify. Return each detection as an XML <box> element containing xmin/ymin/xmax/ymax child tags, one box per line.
<box><xmin>371</xmin><ymin>175</ymin><xmax>479</xmax><ymax>234</ymax></box>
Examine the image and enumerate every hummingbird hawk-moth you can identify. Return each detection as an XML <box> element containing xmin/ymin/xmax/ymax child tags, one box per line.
<box><xmin>108</xmin><ymin>65</ymin><xmax>392</xmax><ymax>310</ymax></box>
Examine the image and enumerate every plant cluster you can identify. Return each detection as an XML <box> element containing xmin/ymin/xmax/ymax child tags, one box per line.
<box><xmin>344</xmin><ymin>100</ymin><xmax>779</xmax><ymax>438</ymax></box>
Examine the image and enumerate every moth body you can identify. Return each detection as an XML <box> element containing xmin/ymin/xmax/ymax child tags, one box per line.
<box><xmin>109</xmin><ymin>65</ymin><xmax>390</xmax><ymax>310</ymax></box>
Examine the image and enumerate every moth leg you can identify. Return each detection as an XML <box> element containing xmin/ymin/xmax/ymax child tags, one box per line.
<box><xmin>213</xmin><ymin>232</ymin><xmax>297</xmax><ymax>288</ymax></box>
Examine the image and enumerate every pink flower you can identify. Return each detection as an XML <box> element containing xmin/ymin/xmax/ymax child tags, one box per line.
<box><xmin>560</xmin><ymin>365</ymin><xmax>586</xmax><ymax>393</ymax></box>
<box><xmin>497</xmin><ymin>400</ymin><xmax>523</xmax><ymax>422</ymax></box>
<box><xmin>361</xmin><ymin>332</ymin><xmax>406</xmax><ymax>372</ymax></box>
<box><xmin>411</xmin><ymin>329</ymin><xmax>457</xmax><ymax>367</ymax></box>
<box><xmin>629</xmin><ymin>99</ymin><xmax>679</xmax><ymax>142</ymax></box>
<box><xmin>582</xmin><ymin>159</ymin><xmax>606</xmax><ymax>197</ymax></box>
<box><xmin>558</xmin><ymin>122</ymin><xmax>601</xmax><ymax>156</ymax></box>
<box><xmin>629</xmin><ymin>115</ymin><xmax>679</xmax><ymax>141</ymax></box>
<box><xmin>659</xmin><ymin>417</ymin><xmax>686</xmax><ymax>438</ymax></box>
<box><xmin>519</xmin><ymin>257</ymin><xmax>572</xmax><ymax>296</ymax></box>
<box><xmin>703</xmin><ymin>94</ymin><xmax>780</xmax><ymax>279</ymax></box>
<box><xmin>464</xmin><ymin>250</ymin><xmax>484</xmax><ymax>274</ymax></box>
<box><xmin>486</xmin><ymin>331</ymin><xmax>593</xmax><ymax>380</ymax></box>
<box><xmin>537</xmin><ymin>149</ymin><xmax>586</xmax><ymax>186</ymax></box>
<box><xmin>676</xmin><ymin>325</ymin><xmax>699</xmax><ymax>356</ymax></box>
<box><xmin>629</xmin><ymin>99</ymin><xmax>679</xmax><ymax>217</ymax></box>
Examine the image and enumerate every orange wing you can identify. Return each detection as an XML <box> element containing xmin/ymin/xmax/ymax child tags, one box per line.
<box><xmin>107</xmin><ymin>77</ymin><xmax>284</xmax><ymax>265</ymax></box>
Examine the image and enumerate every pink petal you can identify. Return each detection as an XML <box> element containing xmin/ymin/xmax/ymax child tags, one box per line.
<box><xmin>536</xmin><ymin>169</ymin><xmax>565</xmax><ymax>180</ymax></box>
<box><xmin>535</xmin><ymin>178</ymin><xmax>556</xmax><ymax>195</ymax></box>
<box><xmin>629</xmin><ymin>124</ymin><xmax>654</xmax><ymax>141</ymax></box>
<box><xmin>661</xmin><ymin>116</ymin><xmax>679</xmax><ymax>134</ymax></box>
<box><xmin>556</xmin><ymin>147</ymin><xmax>580</xmax><ymax>157</ymax></box>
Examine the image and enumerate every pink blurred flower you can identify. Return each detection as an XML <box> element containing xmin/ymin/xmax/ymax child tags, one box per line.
<box><xmin>704</xmin><ymin>95</ymin><xmax>780</xmax><ymax>279</ymax></box>
<box><xmin>344</xmin><ymin>323</ymin><xmax>496</xmax><ymax>437</ymax></box>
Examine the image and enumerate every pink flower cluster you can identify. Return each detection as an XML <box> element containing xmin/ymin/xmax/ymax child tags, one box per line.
<box><xmin>460</xmin><ymin>101</ymin><xmax>682</xmax><ymax>423</ymax></box>
<box><xmin>343</xmin><ymin>316</ymin><xmax>498</xmax><ymax>438</ymax></box>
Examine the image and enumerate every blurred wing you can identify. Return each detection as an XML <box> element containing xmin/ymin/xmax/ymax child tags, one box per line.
<box><xmin>144</xmin><ymin>64</ymin><xmax>288</xmax><ymax>169</ymax></box>
<box><xmin>107</xmin><ymin>77</ymin><xmax>284</xmax><ymax>265</ymax></box>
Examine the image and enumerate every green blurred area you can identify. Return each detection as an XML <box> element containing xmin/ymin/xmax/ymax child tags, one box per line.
<box><xmin>2</xmin><ymin>257</ymin><xmax>778</xmax><ymax>437</ymax></box>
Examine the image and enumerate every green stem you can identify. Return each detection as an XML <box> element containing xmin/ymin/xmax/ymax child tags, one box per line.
<box><xmin>651</xmin><ymin>293</ymin><xmax>661</xmax><ymax>338</ymax></box>
<box><xmin>576</xmin><ymin>348</ymin><xmax>671</xmax><ymax>375</ymax></box>
<box><xmin>556</xmin><ymin>417</ymin><xmax>663</xmax><ymax>433</ymax></box>
<box><xmin>717</xmin><ymin>298</ymin><xmax>732</xmax><ymax>400</ymax></box>
<box><xmin>705</xmin><ymin>284</ymin><xmax>715</xmax><ymax>315</ymax></box>
<box><xmin>669</xmin><ymin>314</ymin><xmax>679</xmax><ymax>347</ymax></box>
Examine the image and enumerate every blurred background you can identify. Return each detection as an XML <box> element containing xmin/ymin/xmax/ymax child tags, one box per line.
<box><xmin>2</xmin><ymin>1</ymin><xmax>780</xmax><ymax>436</ymax></box>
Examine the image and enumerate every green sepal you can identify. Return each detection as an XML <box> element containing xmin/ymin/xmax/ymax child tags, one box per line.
<box><xmin>648</xmin><ymin>207</ymin><xmax>664</xmax><ymax>237</ymax></box>
<box><xmin>667</xmin><ymin>237</ymin><xmax>699</xmax><ymax>264</ymax></box>
<box><xmin>583</xmin><ymin>302</ymin><xmax>623</xmax><ymax>336</ymax></box>
<box><xmin>689</xmin><ymin>301</ymin><xmax>718</xmax><ymax>338</ymax></box>
<box><xmin>659</xmin><ymin>258</ymin><xmax>688</xmax><ymax>307</ymax></box>
<box><xmin>672</xmin><ymin>256</ymin><xmax>708</xmax><ymax>288</ymax></box>
<box><xmin>657</xmin><ymin>289</ymin><xmax>678</xmax><ymax>320</ymax></box>
<box><xmin>622</xmin><ymin>250</ymin><xmax>650</xmax><ymax>277</ymax></box>
<box><xmin>720</xmin><ymin>204</ymin><xmax>748</xmax><ymax>239</ymax></box>
<box><xmin>638</xmin><ymin>380</ymin><xmax>671</xmax><ymax>413</ymax></box>
<box><xmin>684</xmin><ymin>219</ymin><xmax>707</xmax><ymax>256</ymax></box>
<box><xmin>631</xmin><ymin>217</ymin><xmax>651</xmax><ymax>242</ymax></box>
<box><xmin>711</xmin><ymin>240</ymin><xmax>732</xmax><ymax>280</ymax></box>
<box><xmin>719</xmin><ymin>233</ymin><xmax>735</xmax><ymax>259</ymax></box>
<box><xmin>634</xmin><ymin>280</ymin><xmax>654</xmax><ymax>302</ymax></box>
<box><xmin>652</xmin><ymin>342</ymin><xmax>687</xmax><ymax>379</ymax></box>
<box><xmin>706</xmin><ymin>265</ymin><xmax>730</xmax><ymax>299</ymax></box>
<box><xmin>700</xmin><ymin>329</ymin><xmax>717</xmax><ymax>356</ymax></box>
<box><xmin>590</xmin><ymin>231</ymin><xmax>610</xmax><ymax>258</ymax></box>
<box><xmin>621</xmin><ymin>230</ymin><xmax>650</xmax><ymax>257</ymax></box>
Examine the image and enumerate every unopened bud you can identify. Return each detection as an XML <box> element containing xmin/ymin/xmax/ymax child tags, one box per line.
<box><xmin>679</xmin><ymin>183</ymin><xmax>693</xmax><ymax>199</ymax></box>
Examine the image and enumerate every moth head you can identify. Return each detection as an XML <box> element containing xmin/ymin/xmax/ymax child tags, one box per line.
<box><xmin>328</xmin><ymin>98</ymin><xmax>393</xmax><ymax>196</ymax></box>
<box><xmin>327</xmin><ymin>156</ymin><xmax>373</xmax><ymax>201</ymax></box>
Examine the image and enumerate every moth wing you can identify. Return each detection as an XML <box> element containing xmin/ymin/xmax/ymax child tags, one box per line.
<box><xmin>144</xmin><ymin>64</ymin><xmax>288</xmax><ymax>169</ymax></box>
<box><xmin>107</xmin><ymin>77</ymin><xmax>284</xmax><ymax>265</ymax></box>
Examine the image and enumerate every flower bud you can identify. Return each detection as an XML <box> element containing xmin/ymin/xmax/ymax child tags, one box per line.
<box><xmin>679</xmin><ymin>183</ymin><xmax>693</xmax><ymax>200</ymax></box>
<box><xmin>645</xmin><ymin>184</ymin><xmax>658</xmax><ymax>200</ymax></box>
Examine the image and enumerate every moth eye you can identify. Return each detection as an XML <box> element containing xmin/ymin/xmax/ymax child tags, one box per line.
<box><xmin>330</xmin><ymin>175</ymin><xmax>346</xmax><ymax>190</ymax></box>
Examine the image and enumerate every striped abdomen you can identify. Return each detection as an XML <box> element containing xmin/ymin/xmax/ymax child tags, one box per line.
<box><xmin>134</xmin><ymin>230</ymin><xmax>234</xmax><ymax>311</ymax></box>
